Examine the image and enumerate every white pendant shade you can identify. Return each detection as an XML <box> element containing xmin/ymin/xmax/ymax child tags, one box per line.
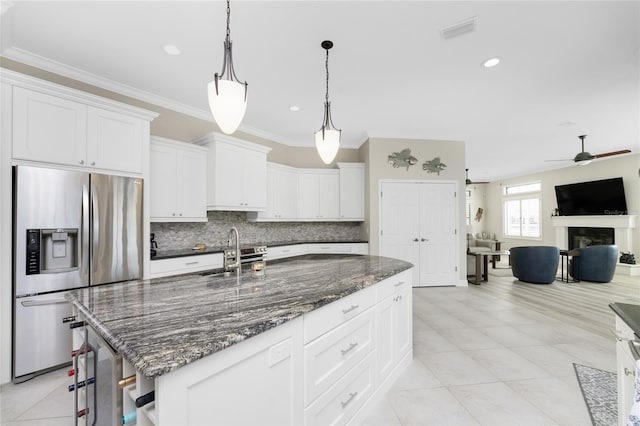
<box><xmin>207</xmin><ymin>79</ymin><xmax>247</xmax><ymax>135</ymax></box>
<box><xmin>315</xmin><ymin>129</ymin><xmax>340</xmax><ymax>164</ymax></box>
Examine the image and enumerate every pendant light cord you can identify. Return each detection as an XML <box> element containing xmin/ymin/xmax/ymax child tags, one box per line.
<box><xmin>226</xmin><ymin>0</ymin><xmax>231</xmax><ymax>40</ymax></box>
<box><xmin>324</xmin><ymin>48</ymin><xmax>330</xmax><ymax>104</ymax></box>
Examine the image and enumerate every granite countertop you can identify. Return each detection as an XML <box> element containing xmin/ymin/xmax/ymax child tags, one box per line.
<box><xmin>151</xmin><ymin>240</ymin><xmax>369</xmax><ymax>260</ymax></box>
<box><xmin>65</xmin><ymin>254</ymin><xmax>411</xmax><ymax>378</ymax></box>
<box><xmin>610</xmin><ymin>302</ymin><xmax>640</xmax><ymax>337</ymax></box>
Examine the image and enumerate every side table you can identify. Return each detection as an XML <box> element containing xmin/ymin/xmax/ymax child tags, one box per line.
<box><xmin>559</xmin><ymin>249</ymin><xmax>580</xmax><ymax>283</ymax></box>
<box><xmin>468</xmin><ymin>250</ymin><xmax>511</xmax><ymax>285</ymax></box>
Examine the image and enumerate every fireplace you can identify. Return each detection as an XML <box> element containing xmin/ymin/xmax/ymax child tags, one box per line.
<box><xmin>551</xmin><ymin>215</ymin><xmax>638</xmax><ymax>276</ymax></box>
<box><xmin>568</xmin><ymin>227</ymin><xmax>614</xmax><ymax>250</ymax></box>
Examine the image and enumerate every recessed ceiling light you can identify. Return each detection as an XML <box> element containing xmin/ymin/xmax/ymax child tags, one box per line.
<box><xmin>163</xmin><ymin>44</ymin><xmax>181</xmax><ymax>56</ymax></box>
<box><xmin>482</xmin><ymin>57</ymin><xmax>500</xmax><ymax>68</ymax></box>
<box><xmin>289</xmin><ymin>105</ymin><xmax>300</xmax><ymax>112</ymax></box>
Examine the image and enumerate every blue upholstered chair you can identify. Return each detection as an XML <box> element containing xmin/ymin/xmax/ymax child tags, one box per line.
<box><xmin>510</xmin><ymin>246</ymin><xmax>559</xmax><ymax>284</ymax></box>
<box><xmin>569</xmin><ymin>245</ymin><xmax>618</xmax><ymax>283</ymax></box>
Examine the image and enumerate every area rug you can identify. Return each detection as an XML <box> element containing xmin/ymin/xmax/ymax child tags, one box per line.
<box><xmin>574</xmin><ymin>363</ymin><xmax>617</xmax><ymax>426</ymax></box>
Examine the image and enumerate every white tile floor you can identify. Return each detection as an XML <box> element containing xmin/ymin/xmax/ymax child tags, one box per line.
<box><xmin>0</xmin><ymin>280</ymin><xmax>615</xmax><ymax>425</ymax></box>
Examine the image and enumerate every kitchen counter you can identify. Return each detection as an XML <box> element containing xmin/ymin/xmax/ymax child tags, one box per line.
<box><xmin>65</xmin><ymin>254</ymin><xmax>411</xmax><ymax>378</ymax></box>
<box><xmin>610</xmin><ymin>302</ymin><xmax>640</xmax><ymax>337</ymax></box>
<box><xmin>150</xmin><ymin>239</ymin><xmax>369</xmax><ymax>260</ymax></box>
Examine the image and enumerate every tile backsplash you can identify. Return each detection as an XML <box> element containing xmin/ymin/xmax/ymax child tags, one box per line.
<box><xmin>150</xmin><ymin>211</ymin><xmax>365</xmax><ymax>250</ymax></box>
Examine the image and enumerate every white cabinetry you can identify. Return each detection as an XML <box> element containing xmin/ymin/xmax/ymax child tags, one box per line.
<box><xmin>157</xmin><ymin>317</ymin><xmax>304</xmax><ymax>426</ymax></box>
<box><xmin>337</xmin><ymin>163</ymin><xmax>365</xmax><ymax>220</ymax></box>
<box><xmin>298</xmin><ymin>170</ymin><xmax>340</xmax><ymax>220</ymax></box>
<box><xmin>194</xmin><ymin>133</ymin><xmax>271</xmax><ymax>211</ymax></box>
<box><xmin>148</xmin><ymin>253</ymin><xmax>223</xmax><ymax>279</ymax></box>
<box><xmin>259</xmin><ymin>162</ymin><xmax>298</xmax><ymax>220</ymax></box>
<box><xmin>150</xmin><ymin>137</ymin><xmax>207</xmax><ymax>222</ymax></box>
<box><xmin>375</xmin><ymin>269</ymin><xmax>412</xmax><ymax>384</ymax></box>
<box><xmin>12</xmin><ymin>86</ymin><xmax>149</xmax><ymax>175</ymax></box>
<box><xmin>614</xmin><ymin>315</ymin><xmax>639</xmax><ymax>426</ymax></box>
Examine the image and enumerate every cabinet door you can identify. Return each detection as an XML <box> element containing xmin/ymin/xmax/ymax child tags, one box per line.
<box><xmin>243</xmin><ymin>149</ymin><xmax>267</xmax><ymax>209</ymax></box>
<box><xmin>149</xmin><ymin>144</ymin><xmax>178</xmax><ymax>219</ymax></box>
<box><xmin>13</xmin><ymin>87</ymin><xmax>87</xmax><ymax>166</ymax></box>
<box><xmin>262</xmin><ymin>165</ymin><xmax>279</xmax><ymax>219</ymax></box>
<box><xmin>212</xmin><ymin>142</ymin><xmax>243</xmax><ymax>208</ymax></box>
<box><xmin>298</xmin><ymin>173</ymin><xmax>319</xmax><ymax>219</ymax></box>
<box><xmin>375</xmin><ymin>296</ymin><xmax>395</xmax><ymax>383</ymax></box>
<box><xmin>339</xmin><ymin>165</ymin><xmax>364</xmax><ymax>220</ymax></box>
<box><xmin>278</xmin><ymin>168</ymin><xmax>298</xmax><ymax>218</ymax></box>
<box><xmin>177</xmin><ymin>148</ymin><xmax>207</xmax><ymax>219</ymax></box>
<box><xmin>87</xmin><ymin>107</ymin><xmax>143</xmax><ymax>174</ymax></box>
<box><xmin>318</xmin><ymin>173</ymin><xmax>340</xmax><ymax>219</ymax></box>
<box><xmin>394</xmin><ymin>285</ymin><xmax>413</xmax><ymax>359</ymax></box>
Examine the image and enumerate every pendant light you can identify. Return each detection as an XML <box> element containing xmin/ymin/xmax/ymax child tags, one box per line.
<box><xmin>207</xmin><ymin>0</ymin><xmax>247</xmax><ymax>135</ymax></box>
<box><xmin>314</xmin><ymin>40</ymin><xmax>341</xmax><ymax>164</ymax></box>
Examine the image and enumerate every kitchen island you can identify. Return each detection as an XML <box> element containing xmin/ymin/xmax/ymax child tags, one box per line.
<box><xmin>66</xmin><ymin>254</ymin><xmax>413</xmax><ymax>426</ymax></box>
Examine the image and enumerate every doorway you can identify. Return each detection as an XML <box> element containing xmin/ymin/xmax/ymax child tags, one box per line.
<box><xmin>379</xmin><ymin>181</ymin><xmax>458</xmax><ymax>287</ymax></box>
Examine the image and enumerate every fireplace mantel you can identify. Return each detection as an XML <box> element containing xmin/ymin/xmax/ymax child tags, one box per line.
<box><xmin>551</xmin><ymin>215</ymin><xmax>638</xmax><ymax>276</ymax></box>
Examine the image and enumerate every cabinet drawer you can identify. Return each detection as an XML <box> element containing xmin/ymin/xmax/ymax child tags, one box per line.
<box><xmin>377</xmin><ymin>269</ymin><xmax>412</xmax><ymax>301</ymax></box>
<box><xmin>149</xmin><ymin>253</ymin><xmax>223</xmax><ymax>278</ymax></box>
<box><xmin>304</xmin><ymin>285</ymin><xmax>376</xmax><ymax>344</ymax></box>
<box><xmin>304</xmin><ymin>308</ymin><xmax>375</xmax><ymax>405</ymax></box>
<box><xmin>266</xmin><ymin>244</ymin><xmax>307</xmax><ymax>260</ymax></box>
<box><xmin>304</xmin><ymin>353</ymin><xmax>375</xmax><ymax>426</ymax></box>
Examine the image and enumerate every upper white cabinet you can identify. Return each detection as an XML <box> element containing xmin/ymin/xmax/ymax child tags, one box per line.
<box><xmin>194</xmin><ymin>133</ymin><xmax>271</xmax><ymax>211</ymax></box>
<box><xmin>11</xmin><ymin>84</ymin><xmax>153</xmax><ymax>175</ymax></box>
<box><xmin>337</xmin><ymin>162</ymin><xmax>365</xmax><ymax>220</ymax></box>
<box><xmin>248</xmin><ymin>162</ymin><xmax>364</xmax><ymax>222</ymax></box>
<box><xmin>298</xmin><ymin>170</ymin><xmax>340</xmax><ymax>221</ymax></box>
<box><xmin>255</xmin><ymin>162</ymin><xmax>298</xmax><ymax>220</ymax></box>
<box><xmin>150</xmin><ymin>137</ymin><xmax>208</xmax><ymax>222</ymax></box>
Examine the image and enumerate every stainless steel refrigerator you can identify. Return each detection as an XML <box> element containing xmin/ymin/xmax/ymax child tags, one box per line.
<box><xmin>12</xmin><ymin>165</ymin><xmax>143</xmax><ymax>382</ymax></box>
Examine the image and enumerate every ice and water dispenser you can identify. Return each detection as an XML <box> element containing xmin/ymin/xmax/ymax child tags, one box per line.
<box><xmin>26</xmin><ymin>228</ymin><xmax>79</xmax><ymax>275</ymax></box>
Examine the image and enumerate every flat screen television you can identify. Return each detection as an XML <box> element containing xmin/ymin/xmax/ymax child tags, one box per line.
<box><xmin>554</xmin><ymin>177</ymin><xmax>627</xmax><ymax>216</ymax></box>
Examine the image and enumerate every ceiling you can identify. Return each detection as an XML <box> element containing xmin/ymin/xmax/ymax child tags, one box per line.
<box><xmin>1</xmin><ymin>1</ymin><xmax>638</xmax><ymax>181</ymax></box>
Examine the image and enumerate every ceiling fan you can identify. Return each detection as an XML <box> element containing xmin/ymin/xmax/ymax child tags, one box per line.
<box><xmin>465</xmin><ymin>169</ymin><xmax>489</xmax><ymax>185</ymax></box>
<box><xmin>546</xmin><ymin>135</ymin><xmax>631</xmax><ymax>165</ymax></box>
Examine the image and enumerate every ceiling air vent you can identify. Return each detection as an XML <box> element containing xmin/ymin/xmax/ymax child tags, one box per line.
<box><xmin>440</xmin><ymin>16</ymin><xmax>477</xmax><ymax>40</ymax></box>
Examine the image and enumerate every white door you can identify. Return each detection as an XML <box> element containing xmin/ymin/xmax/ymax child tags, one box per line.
<box><xmin>380</xmin><ymin>181</ymin><xmax>458</xmax><ymax>287</ymax></box>
<box><xmin>380</xmin><ymin>182</ymin><xmax>421</xmax><ymax>285</ymax></box>
<box><xmin>419</xmin><ymin>183</ymin><xmax>457</xmax><ymax>286</ymax></box>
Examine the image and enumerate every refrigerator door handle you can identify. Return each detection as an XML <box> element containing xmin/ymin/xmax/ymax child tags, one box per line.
<box><xmin>90</xmin><ymin>182</ymin><xmax>99</xmax><ymax>280</ymax></box>
<box><xmin>81</xmin><ymin>183</ymin><xmax>90</xmax><ymax>286</ymax></box>
<box><xmin>20</xmin><ymin>298</ymin><xmax>68</xmax><ymax>307</ymax></box>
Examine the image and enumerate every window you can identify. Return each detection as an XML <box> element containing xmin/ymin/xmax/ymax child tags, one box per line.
<box><xmin>503</xmin><ymin>182</ymin><xmax>541</xmax><ymax>238</ymax></box>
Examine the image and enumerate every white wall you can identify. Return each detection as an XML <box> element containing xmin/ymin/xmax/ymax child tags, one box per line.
<box><xmin>482</xmin><ymin>154</ymin><xmax>640</xmax><ymax>251</ymax></box>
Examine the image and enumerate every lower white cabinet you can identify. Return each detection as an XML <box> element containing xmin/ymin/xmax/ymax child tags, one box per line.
<box><xmin>149</xmin><ymin>253</ymin><xmax>223</xmax><ymax>279</ymax></box>
<box><xmin>156</xmin><ymin>318</ymin><xmax>304</xmax><ymax>426</ymax></box>
<box><xmin>376</xmin><ymin>269</ymin><xmax>413</xmax><ymax>385</ymax></box>
<box><xmin>615</xmin><ymin>315</ymin><xmax>638</xmax><ymax>426</ymax></box>
<box><xmin>304</xmin><ymin>353</ymin><xmax>376</xmax><ymax>426</ymax></box>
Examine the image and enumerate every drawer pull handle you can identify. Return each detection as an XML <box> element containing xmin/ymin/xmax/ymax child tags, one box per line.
<box><xmin>624</xmin><ymin>367</ymin><xmax>635</xmax><ymax>376</ymax></box>
<box><xmin>185</xmin><ymin>261</ymin><xmax>199</xmax><ymax>266</ymax></box>
<box><xmin>283</xmin><ymin>249</ymin><xmax>290</xmax><ymax>253</ymax></box>
<box><xmin>394</xmin><ymin>281</ymin><xmax>405</xmax><ymax>287</ymax></box>
<box><xmin>341</xmin><ymin>342</ymin><xmax>359</xmax><ymax>356</ymax></box>
<box><xmin>342</xmin><ymin>305</ymin><xmax>359</xmax><ymax>315</ymax></box>
<box><xmin>340</xmin><ymin>391</ymin><xmax>358</xmax><ymax>409</ymax></box>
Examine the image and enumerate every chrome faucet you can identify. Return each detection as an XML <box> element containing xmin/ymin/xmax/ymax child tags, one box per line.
<box><xmin>225</xmin><ymin>227</ymin><xmax>241</xmax><ymax>276</ymax></box>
